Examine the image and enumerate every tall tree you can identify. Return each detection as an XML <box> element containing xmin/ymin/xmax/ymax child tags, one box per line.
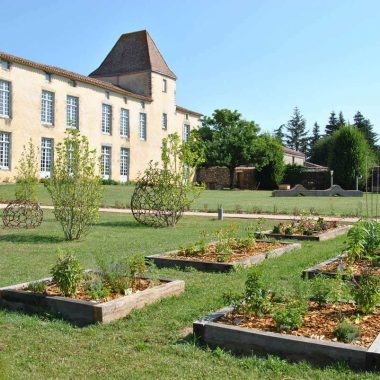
<box><xmin>325</xmin><ymin>111</ymin><xmax>339</xmax><ymax>135</ymax></box>
<box><xmin>353</xmin><ymin>111</ymin><xmax>378</xmax><ymax>150</ymax></box>
<box><xmin>273</xmin><ymin>124</ymin><xmax>285</xmax><ymax>144</ymax></box>
<box><xmin>309</xmin><ymin>122</ymin><xmax>321</xmax><ymax>158</ymax></box>
<box><xmin>198</xmin><ymin>109</ymin><xmax>260</xmax><ymax>188</ymax></box>
<box><xmin>337</xmin><ymin>111</ymin><xmax>346</xmax><ymax>128</ymax></box>
<box><xmin>285</xmin><ymin>107</ymin><xmax>308</xmax><ymax>153</ymax></box>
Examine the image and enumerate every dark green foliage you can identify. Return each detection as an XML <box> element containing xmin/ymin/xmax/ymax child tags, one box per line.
<box><xmin>272</xmin><ymin>303</ymin><xmax>307</xmax><ymax>331</ymax></box>
<box><xmin>282</xmin><ymin>164</ymin><xmax>305</xmax><ymax>186</ymax></box>
<box><xmin>353</xmin><ymin>111</ymin><xmax>378</xmax><ymax>150</ymax></box>
<box><xmin>51</xmin><ymin>252</ymin><xmax>83</xmax><ymax>296</ymax></box>
<box><xmin>308</xmin><ymin>122</ymin><xmax>321</xmax><ymax>157</ymax></box>
<box><xmin>102</xmin><ymin>179</ymin><xmax>119</xmax><ymax>185</ymax></box>
<box><xmin>329</xmin><ymin>126</ymin><xmax>372</xmax><ymax>189</ymax></box>
<box><xmin>351</xmin><ymin>274</ymin><xmax>380</xmax><ymax>314</ymax></box>
<box><xmin>309</xmin><ymin>135</ymin><xmax>333</xmax><ymax>167</ymax></box>
<box><xmin>252</xmin><ymin>134</ymin><xmax>284</xmax><ymax>189</ymax></box>
<box><xmin>333</xmin><ymin>319</ymin><xmax>360</xmax><ymax>343</ymax></box>
<box><xmin>273</xmin><ymin>124</ymin><xmax>286</xmax><ymax>144</ymax></box>
<box><xmin>285</xmin><ymin>107</ymin><xmax>308</xmax><ymax>153</ymax></box>
<box><xmin>310</xmin><ymin>275</ymin><xmax>333</xmax><ymax>307</ymax></box>
<box><xmin>325</xmin><ymin>111</ymin><xmax>340</xmax><ymax>135</ymax></box>
<box><xmin>26</xmin><ymin>280</ymin><xmax>47</xmax><ymax>293</ymax></box>
<box><xmin>337</xmin><ymin>111</ymin><xmax>346</xmax><ymax>128</ymax></box>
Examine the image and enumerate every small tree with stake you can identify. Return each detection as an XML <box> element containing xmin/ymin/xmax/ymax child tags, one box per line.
<box><xmin>46</xmin><ymin>130</ymin><xmax>102</xmax><ymax>240</ymax></box>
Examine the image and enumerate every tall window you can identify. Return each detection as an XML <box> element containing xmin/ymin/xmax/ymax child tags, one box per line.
<box><xmin>0</xmin><ymin>80</ymin><xmax>10</xmax><ymax>117</ymax></box>
<box><xmin>139</xmin><ymin>113</ymin><xmax>147</xmax><ymax>140</ymax></box>
<box><xmin>162</xmin><ymin>113</ymin><xmax>167</xmax><ymax>130</ymax></box>
<box><xmin>183</xmin><ymin>124</ymin><xmax>190</xmax><ymax>142</ymax></box>
<box><xmin>40</xmin><ymin>138</ymin><xmax>53</xmax><ymax>177</ymax></box>
<box><xmin>0</xmin><ymin>132</ymin><xmax>10</xmax><ymax>169</ymax></box>
<box><xmin>120</xmin><ymin>148</ymin><xmax>129</xmax><ymax>182</ymax></box>
<box><xmin>41</xmin><ymin>91</ymin><xmax>54</xmax><ymax>125</ymax></box>
<box><xmin>66</xmin><ymin>96</ymin><xmax>79</xmax><ymax>128</ymax></box>
<box><xmin>162</xmin><ymin>79</ymin><xmax>167</xmax><ymax>93</ymax></box>
<box><xmin>101</xmin><ymin>146</ymin><xmax>111</xmax><ymax>179</ymax></box>
<box><xmin>102</xmin><ymin>104</ymin><xmax>112</xmax><ymax>134</ymax></box>
<box><xmin>120</xmin><ymin>108</ymin><xmax>129</xmax><ymax>137</ymax></box>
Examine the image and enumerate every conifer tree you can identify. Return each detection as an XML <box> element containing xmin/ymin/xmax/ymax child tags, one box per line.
<box><xmin>325</xmin><ymin>111</ymin><xmax>339</xmax><ymax>135</ymax></box>
<box><xmin>285</xmin><ymin>107</ymin><xmax>308</xmax><ymax>153</ymax></box>
<box><xmin>353</xmin><ymin>111</ymin><xmax>378</xmax><ymax>150</ymax></box>
<box><xmin>273</xmin><ymin>124</ymin><xmax>285</xmax><ymax>144</ymax></box>
<box><xmin>309</xmin><ymin>122</ymin><xmax>321</xmax><ymax>157</ymax></box>
<box><xmin>337</xmin><ymin>111</ymin><xmax>345</xmax><ymax>128</ymax></box>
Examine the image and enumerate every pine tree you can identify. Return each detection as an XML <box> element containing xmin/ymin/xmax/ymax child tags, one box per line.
<box><xmin>353</xmin><ymin>111</ymin><xmax>378</xmax><ymax>150</ymax></box>
<box><xmin>273</xmin><ymin>124</ymin><xmax>285</xmax><ymax>144</ymax></box>
<box><xmin>309</xmin><ymin>122</ymin><xmax>321</xmax><ymax>157</ymax></box>
<box><xmin>337</xmin><ymin>111</ymin><xmax>345</xmax><ymax>128</ymax></box>
<box><xmin>285</xmin><ymin>107</ymin><xmax>308</xmax><ymax>153</ymax></box>
<box><xmin>325</xmin><ymin>111</ymin><xmax>339</xmax><ymax>135</ymax></box>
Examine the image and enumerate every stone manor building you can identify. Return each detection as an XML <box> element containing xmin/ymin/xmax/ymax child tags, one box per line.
<box><xmin>0</xmin><ymin>30</ymin><xmax>201</xmax><ymax>182</ymax></box>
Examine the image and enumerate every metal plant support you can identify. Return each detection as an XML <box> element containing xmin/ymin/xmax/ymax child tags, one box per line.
<box><xmin>2</xmin><ymin>200</ymin><xmax>43</xmax><ymax>229</ymax></box>
<box><xmin>131</xmin><ymin>180</ymin><xmax>185</xmax><ymax>228</ymax></box>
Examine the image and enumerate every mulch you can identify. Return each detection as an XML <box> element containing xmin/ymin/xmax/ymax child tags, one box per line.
<box><xmin>220</xmin><ymin>301</ymin><xmax>380</xmax><ymax>347</ymax></box>
<box><xmin>171</xmin><ymin>241</ymin><xmax>284</xmax><ymax>263</ymax></box>
<box><xmin>320</xmin><ymin>258</ymin><xmax>380</xmax><ymax>276</ymax></box>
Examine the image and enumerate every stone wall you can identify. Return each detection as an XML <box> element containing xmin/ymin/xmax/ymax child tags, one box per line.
<box><xmin>196</xmin><ymin>167</ymin><xmax>231</xmax><ymax>189</ymax></box>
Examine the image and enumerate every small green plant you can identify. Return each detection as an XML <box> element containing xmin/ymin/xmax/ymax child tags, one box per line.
<box><xmin>310</xmin><ymin>275</ymin><xmax>333</xmax><ymax>307</ymax></box>
<box><xmin>272</xmin><ymin>302</ymin><xmax>307</xmax><ymax>331</ymax></box>
<box><xmin>351</xmin><ymin>273</ymin><xmax>380</xmax><ymax>314</ymax></box>
<box><xmin>51</xmin><ymin>252</ymin><xmax>83</xmax><ymax>296</ymax></box>
<box><xmin>215</xmin><ymin>241</ymin><xmax>233</xmax><ymax>262</ymax></box>
<box><xmin>284</xmin><ymin>225</ymin><xmax>293</xmax><ymax>235</ymax></box>
<box><xmin>85</xmin><ymin>279</ymin><xmax>111</xmax><ymax>300</ymax></box>
<box><xmin>26</xmin><ymin>280</ymin><xmax>47</xmax><ymax>293</ymax></box>
<box><xmin>126</xmin><ymin>252</ymin><xmax>146</xmax><ymax>287</ymax></box>
<box><xmin>333</xmin><ymin>319</ymin><xmax>360</xmax><ymax>343</ymax></box>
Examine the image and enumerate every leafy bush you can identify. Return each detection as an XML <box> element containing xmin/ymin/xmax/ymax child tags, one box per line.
<box><xmin>84</xmin><ymin>278</ymin><xmax>111</xmax><ymax>300</ymax></box>
<box><xmin>15</xmin><ymin>139</ymin><xmax>39</xmax><ymax>202</ymax></box>
<box><xmin>102</xmin><ymin>179</ymin><xmax>119</xmax><ymax>185</ymax></box>
<box><xmin>45</xmin><ymin>130</ymin><xmax>103</xmax><ymax>240</ymax></box>
<box><xmin>282</xmin><ymin>164</ymin><xmax>305</xmax><ymax>186</ymax></box>
<box><xmin>272</xmin><ymin>303</ymin><xmax>307</xmax><ymax>331</ymax></box>
<box><xmin>333</xmin><ymin>319</ymin><xmax>360</xmax><ymax>343</ymax></box>
<box><xmin>310</xmin><ymin>275</ymin><xmax>333</xmax><ymax>307</ymax></box>
<box><xmin>351</xmin><ymin>273</ymin><xmax>380</xmax><ymax>314</ymax></box>
<box><xmin>51</xmin><ymin>253</ymin><xmax>83</xmax><ymax>296</ymax></box>
<box><xmin>26</xmin><ymin>281</ymin><xmax>47</xmax><ymax>293</ymax></box>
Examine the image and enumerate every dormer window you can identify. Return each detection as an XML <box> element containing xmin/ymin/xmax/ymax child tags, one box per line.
<box><xmin>162</xmin><ymin>79</ymin><xmax>167</xmax><ymax>93</ymax></box>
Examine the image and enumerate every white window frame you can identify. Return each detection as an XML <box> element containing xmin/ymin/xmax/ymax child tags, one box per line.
<box><xmin>120</xmin><ymin>147</ymin><xmax>129</xmax><ymax>183</ymax></box>
<box><xmin>41</xmin><ymin>90</ymin><xmax>54</xmax><ymax>125</ymax></box>
<box><xmin>102</xmin><ymin>104</ymin><xmax>112</xmax><ymax>134</ymax></box>
<box><xmin>162</xmin><ymin>113</ymin><xmax>167</xmax><ymax>130</ymax></box>
<box><xmin>183</xmin><ymin>124</ymin><xmax>190</xmax><ymax>142</ymax></box>
<box><xmin>66</xmin><ymin>95</ymin><xmax>79</xmax><ymax>129</ymax></box>
<box><xmin>139</xmin><ymin>112</ymin><xmax>147</xmax><ymax>140</ymax></box>
<box><xmin>0</xmin><ymin>132</ymin><xmax>10</xmax><ymax>170</ymax></box>
<box><xmin>0</xmin><ymin>80</ymin><xmax>11</xmax><ymax>118</ymax></box>
<box><xmin>40</xmin><ymin>138</ymin><xmax>53</xmax><ymax>178</ymax></box>
<box><xmin>120</xmin><ymin>108</ymin><xmax>129</xmax><ymax>137</ymax></box>
<box><xmin>101</xmin><ymin>145</ymin><xmax>111</xmax><ymax>180</ymax></box>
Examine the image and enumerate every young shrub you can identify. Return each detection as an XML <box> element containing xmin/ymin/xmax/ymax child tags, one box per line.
<box><xmin>51</xmin><ymin>252</ymin><xmax>83</xmax><ymax>296</ymax></box>
<box><xmin>85</xmin><ymin>279</ymin><xmax>111</xmax><ymax>300</ymax></box>
<box><xmin>126</xmin><ymin>252</ymin><xmax>146</xmax><ymax>288</ymax></box>
<box><xmin>26</xmin><ymin>281</ymin><xmax>47</xmax><ymax>293</ymax></box>
<box><xmin>333</xmin><ymin>319</ymin><xmax>360</xmax><ymax>343</ymax></box>
<box><xmin>272</xmin><ymin>303</ymin><xmax>307</xmax><ymax>331</ymax></box>
<box><xmin>45</xmin><ymin>130</ymin><xmax>103</xmax><ymax>240</ymax></box>
<box><xmin>351</xmin><ymin>273</ymin><xmax>380</xmax><ymax>314</ymax></box>
<box><xmin>15</xmin><ymin>139</ymin><xmax>39</xmax><ymax>202</ymax></box>
<box><xmin>310</xmin><ymin>275</ymin><xmax>333</xmax><ymax>307</ymax></box>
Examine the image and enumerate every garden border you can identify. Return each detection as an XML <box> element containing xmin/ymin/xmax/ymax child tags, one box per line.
<box><xmin>257</xmin><ymin>225</ymin><xmax>351</xmax><ymax>241</ymax></box>
<box><xmin>0</xmin><ymin>275</ymin><xmax>185</xmax><ymax>326</ymax></box>
<box><xmin>193</xmin><ymin>306</ymin><xmax>380</xmax><ymax>370</ymax></box>
<box><xmin>146</xmin><ymin>241</ymin><xmax>301</xmax><ymax>272</ymax></box>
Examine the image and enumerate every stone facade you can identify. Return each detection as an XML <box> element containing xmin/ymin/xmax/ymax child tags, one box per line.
<box><xmin>0</xmin><ymin>30</ymin><xmax>201</xmax><ymax>183</ymax></box>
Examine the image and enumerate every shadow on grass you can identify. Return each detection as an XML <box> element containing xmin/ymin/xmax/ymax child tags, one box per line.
<box><xmin>0</xmin><ymin>233</ymin><xmax>64</xmax><ymax>244</ymax></box>
<box><xmin>96</xmin><ymin>220</ymin><xmax>146</xmax><ymax>228</ymax></box>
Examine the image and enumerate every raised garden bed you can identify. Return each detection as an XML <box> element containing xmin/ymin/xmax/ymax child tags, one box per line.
<box><xmin>194</xmin><ymin>305</ymin><xmax>380</xmax><ymax>370</ymax></box>
<box><xmin>302</xmin><ymin>253</ymin><xmax>380</xmax><ymax>281</ymax></box>
<box><xmin>147</xmin><ymin>240</ymin><xmax>300</xmax><ymax>272</ymax></box>
<box><xmin>0</xmin><ymin>274</ymin><xmax>185</xmax><ymax>326</ymax></box>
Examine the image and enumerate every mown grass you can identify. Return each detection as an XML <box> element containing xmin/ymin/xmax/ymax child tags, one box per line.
<box><xmin>0</xmin><ymin>183</ymin><xmax>377</xmax><ymax>216</ymax></box>
<box><xmin>0</xmin><ymin>211</ymin><xmax>378</xmax><ymax>379</ymax></box>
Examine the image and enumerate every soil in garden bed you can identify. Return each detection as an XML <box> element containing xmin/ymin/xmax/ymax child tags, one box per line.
<box><xmin>24</xmin><ymin>278</ymin><xmax>159</xmax><ymax>304</ymax></box>
<box><xmin>220</xmin><ymin>301</ymin><xmax>380</xmax><ymax>348</ymax></box>
<box><xmin>271</xmin><ymin>220</ymin><xmax>339</xmax><ymax>237</ymax></box>
<box><xmin>173</xmin><ymin>241</ymin><xmax>284</xmax><ymax>263</ymax></box>
<box><xmin>319</xmin><ymin>258</ymin><xmax>380</xmax><ymax>277</ymax></box>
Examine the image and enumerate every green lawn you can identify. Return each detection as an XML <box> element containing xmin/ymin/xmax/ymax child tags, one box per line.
<box><xmin>0</xmin><ymin>183</ymin><xmax>378</xmax><ymax>217</ymax></box>
<box><xmin>0</xmin><ymin>211</ymin><xmax>378</xmax><ymax>379</ymax></box>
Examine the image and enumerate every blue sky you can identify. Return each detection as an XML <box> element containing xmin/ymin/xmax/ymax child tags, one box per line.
<box><xmin>2</xmin><ymin>0</ymin><xmax>380</xmax><ymax>135</ymax></box>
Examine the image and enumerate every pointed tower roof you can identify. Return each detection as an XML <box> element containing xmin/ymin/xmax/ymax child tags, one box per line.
<box><xmin>89</xmin><ymin>30</ymin><xmax>176</xmax><ymax>79</ymax></box>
